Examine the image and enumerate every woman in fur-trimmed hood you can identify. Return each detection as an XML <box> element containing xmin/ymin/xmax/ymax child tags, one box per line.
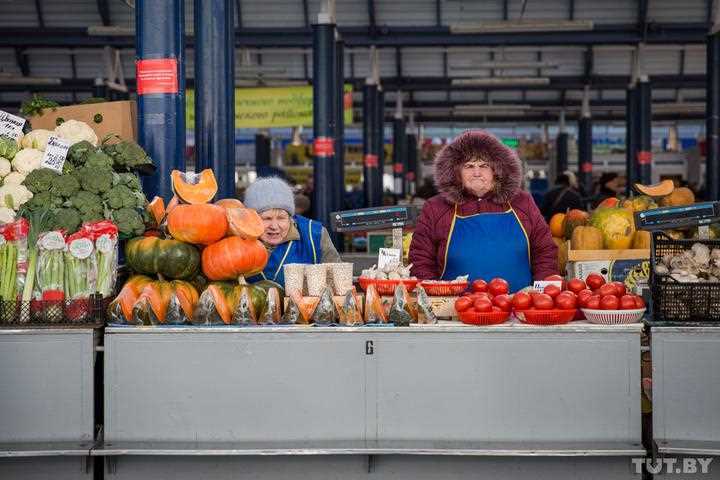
<box><xmin>408</xmin><ymin>130</ymin><xmax>558</xmax><ymax>290</ymax></box>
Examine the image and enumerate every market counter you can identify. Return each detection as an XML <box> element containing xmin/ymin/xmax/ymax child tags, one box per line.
<box><xmin>100</xmin><ymin>322</ymin><xmax>644</xmax><ymax>479</ymax></box>
<box><xmin>0</xmin><ymin>328</ymin><xmax>97</xmax><ymax>480</ymax></box>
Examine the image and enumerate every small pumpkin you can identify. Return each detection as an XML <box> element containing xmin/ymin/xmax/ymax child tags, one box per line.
<box><xmin>227</xmin><ymin>208</ymin><xmax>265</xmax><ymax>239</ymax></box>
<box><xmin>590</xmin><ymin>207</ymin><xmax>636</xmax><ymax>250</ymax></box>
<box><xmin>167</xmin><ymin>203</ymin><xmax>228</xmax><ymax>245</ymax></box>
<box><xmin>552</xmin><ymin>237</ymin><xmax>568</xmax><ymax>274</ymax></box>
<box><xmin>622</xmin><ymin>195</ymin><xmax>658</xmax><ymax>212</ymax></box>
<box><xmin>193</xmin><ymin>282</ymin><xmax>267</xmax><ymax>325</ymax></box>
<box><xmin>125</xmin><ymin>236</ymin><xmax>201</xmax><ymax>280</ymax></box>
<box><xmin>215</xmin><ymin>198</ymin><xmax>244</xmax><ymax>210</ymax></box>
<box><xmin>132</xmin><ymin>280</ymin><xmax>199</xmax><ymax>325</ymax></box>
<box><xmin>659</xmin><ymin>187</ymin><xmax>695</xmax><ymax>207</ymax></box>
<box><xmin>548</xmin><ymin>213</ymin><xmax>565</xmax><ymax>238</ymax></box>
<box><xmin>147</xmin><ymin>196</ymin><xmax>166</xmax><ymax>225</ymax></box>
<box><xmin>201</xmin><ymin>236</ymin><xmax>269</xmax><ymax>281</ymax></box>
<box><xmin>632</xmin><ymin>230</ymin><xmax>652</xmax><ymax>249</ymax></box>
<box><xmin>107</xmin><ymin>275</ymin><xmax>153</xmax><ymax>322</ymax></box>
<box><xmin>171</xmin><ymin>169</ymin><xmax>218</xmax><ymax>204</ymax></box>
<box><xmin>571</xmin><ymin>226</ymin><xmax>604</xmax><ymax>250</ymax></box>
<box><xmin>563</xmin><ymin>209</ymin><xmax>590</xmax><ymax>240</ymax></box>
<box><xmin>597</xmin><ymin>197</ymin><xmax>620</xmax><ymax>209</ymax></box>
<box><xmin>635</xmin><ymin>179</ymin><xmax>675</xmax><ymax>197</ymax></box>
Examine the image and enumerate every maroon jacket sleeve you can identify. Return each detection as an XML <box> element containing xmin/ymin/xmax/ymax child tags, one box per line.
<box><xmin>516</xmin><ymin>192</ymin><xmax>559</xmax><ymax>280</ymax></box>
<box><xmin>409</xmin><ymin>201</ymin><xmax>441</xmax><ymax>280</ymax></box>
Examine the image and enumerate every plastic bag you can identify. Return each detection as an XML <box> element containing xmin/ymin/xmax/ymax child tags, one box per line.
<box><xmin>414</xmin><ymin>286</ymin><xmax>438</xmax><ymax>324</ymax></box>
<box><xmin>107</xmin><ymin>275</ymin><xmax>153</xmax><ymax>324</ymax></box>
<box><xmin>64</xmin><ymin>232</ymin><xmax>97</xmax><ymax>300</ymax></box>
<box><xmin>80</xmin><ymin>221</ymin><xmax>118</xmax><ymax>298</ymax></box>
<box><xmin>388</xmin><ymin>284</ymin><xmax>414</xmax><ymax>327</ymax></box>
<box><xmin>0</xmin><ymin>219</ymin><xmax>29</xmax><ymax>303</ymax></box>
<box><xmin>337</xmin><ymin>289</ymin><xmax>363</xmax><ymax>326</ymax></box>
<box><xmin>311</xmin><ymin>287</ymin><xmax>338</xmax><ymax>325</ymax></box>
<box><xmin>259</xmin><ymin>287</ymin><xmax>281</xmax><ymax>325</ymax></box>
<box><xmin>364</xmin><ymin>284</ymin><xmax>387</xmax><ymax>324</ymax></box>
<box><xmin>281</xmin><ymin>292</ymin><xmax>302</xmax><ymax>325</ymax></box>
<box><xmin>232</xmin><ymin>286</ymin><xmax>257</xmax><ymax>325</ymax></box>
<box><xmin>192</xmin><ymin>283</ymin><xmax>235</xmax><ymax>325</ymax></box>
<box><xmin>131</xmin><ymin>280</ymin><xmax>198</xmax><ymax>326</ymax></box>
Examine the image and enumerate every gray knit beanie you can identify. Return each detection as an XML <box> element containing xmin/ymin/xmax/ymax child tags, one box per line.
<box><xmin>244</xmin><ymin>177</ymin><xmax>296</xmax><ymax>215</ymax></box>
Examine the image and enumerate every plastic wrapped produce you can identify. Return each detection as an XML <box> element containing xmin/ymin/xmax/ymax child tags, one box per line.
<box><xmin>107</xmin><ymin>275</ymin><xmax>153</xmax><ymax>324</ymax></box>
<box><xmin>337</xmin><ymin>289</ymin><xmax>363</xmax><ymax>326</ymax></box>
<box><xmin>311</xmin><ymin>286</ymin><xmax>338</xmax><ymax>325</ymax></box>
<box><xmin>388</xmin><ymin>284</ymin><xmax>414</xmax><ymax>327</ymax></box>
<box><xmin>364</xmin><ymin>284</ymin><xmax>386</xmax><ymax>324</ymax></box>
<box><xmin>192</xmin><ymin>283</ymin><xmax>237</xmax><ymax>325</ymax></box>
<box><xmin>414</xmin><ymin>286</ymin><xmax>438</xmax><ymax>324</ymax></box>
<box><xmin>131</xmin><ymin>280</ymin><xmax>198</xmax><ymax>325</ymax></box>
<box><xmin>259</xmin><ymin>287</ymin><xmax>281</xmax><ymax>325</ymax></box>
<box><xmin>232</xmin><ymin>286</ymin><xmax>257</xmax><ymax>325</ymax></box>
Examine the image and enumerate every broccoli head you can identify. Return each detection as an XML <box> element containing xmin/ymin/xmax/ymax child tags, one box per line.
<box><xmin>85</xmin><ymin>150</ymin><xmax>114</xmax><ymax>170</ymax></box>
<box><xmin>112</xmin><ymin>208</ymin><xmax>145</xmax><ymax>237</ymax></box>
<box><xmin>26</xmin><ymin>191</ymin><xmax>64</xmax><ymax>211</ymax></box>
<box><xmin>104</xmin><ymin>184</ymin><xmax>138</xmax><ymax>210</ymax></box>
<box><xmin>69</xmin><ymin>191</ymin><xmax>104</xmax><ymax>215</ymax></box>
<box><xmin>76</xmin><ymin>166</ymin><xmax>113</xmax><ymax>194</ymax></box>
<box><xmin>52</xmin><ymin>208</ymin><xmax>82</xmax><ymax>233</ymax></box>
<box><xmin>23</xmin><ymin>168</ymin><xmax>59</xmax><ymax>194</ymax></box>
<box><xmin>79</xmin><ymin>210</ymin><xmax>105</xmax><ymax>224</ymax></box>
<box><xmin>66</xmin><ymin>140</ymin><xmax>95</xmax><ymax>168</ymax></box>
<box><xmin>103</xmin><ymin>140</ymin><xmax>153</xmax><ymax>171</ymax></box>
<box><xmin>49</xmin><ymin>174</ymin><xmax>80</xmax><ymax>198</ymax></box>
<box><xmin>116</xmin><ymin>172</ymin><xmax>142</xmax><ymax>191</ymax></box>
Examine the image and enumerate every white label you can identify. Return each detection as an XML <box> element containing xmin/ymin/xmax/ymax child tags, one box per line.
<box><xmin>0</xmin><ymin>236</ymin><xmax>5</xmax><ymax>247</ymax></box>
<box><xmin>69</xmin><ymin>238</ymin><xmax>93</xmax><ymax>259</ymax></box>
<box><xmin>532</xmin><ymin>280</ymin><xmax>563</xmax><ymax>292</ymax></box>
<box><xmin>0</xmin><ymin>110</ymin><xmax>25</xmax><ymax>142</ymax></box>
<box><xmin>96</xmin><ymin>234</ymin><xmax>114</xmax><ymax>253</ymax></box>
<box><xmin>378</xmin><ymin>248</ymin><xmax>401</xmax><ymax>271</ymax></box>
<box><xmin>39</xmin><ymin>231</ymin><xmax>66</xmax><ymax>250</ymax></box>
<box><xmin>40</xmin><ymin>136</ymin><xmax>71</xmax><ymax>173</ymax></box>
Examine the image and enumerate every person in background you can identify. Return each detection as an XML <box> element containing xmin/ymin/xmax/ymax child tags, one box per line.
<box><xmin>294</xmin><ymin>193</ymin><xmax>311</xmax><ymax>217</ymax></box>
<box><xmin>243</xmin><ymin>177</ymin><xmax>341</xmax><ymax>286</ymax></box>
<box><xmin>408</xmin><ymin>130</ymin><xmax>558</xmax><ymax>292</ymax></box>
<box><xmin>591</xmin><ymin>172</ymin><xmax>626</xmax><ymax>208</ymax></box>
<box><xmin>540</xmin><ymin>174</ymin><xmax>585</xmax><ymax>221</ymax></box>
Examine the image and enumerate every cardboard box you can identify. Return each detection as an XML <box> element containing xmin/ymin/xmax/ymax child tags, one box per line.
<box><xmin>568</xmin><ymin>259</ymin><xmax>651</xmax><ymax>295</ymax></box>
<box><xmin>28</xmin><ymin>100</ymin><xmax>137</xmax><ymax>141</ymax></box>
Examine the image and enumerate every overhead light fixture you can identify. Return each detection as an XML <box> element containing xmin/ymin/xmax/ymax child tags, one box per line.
<box><xmin>451</xmin><ymin>19</ymin><xmax>594</xmax><ymax>34</ymax></box>
<box><xmin>451</xmin><ymin>61</ymin><xmax>559</xmax><ymax>70</ymax></box>
<box><xmin>653</xmin><ymin>102</ymin><xmax>705</xmax><ymax>113</ymax></box>
<box><xmin>87</xmin><ymin>25</ymin><xmax>134</xmax><ymax>36</ymax></box>
<box><xmin>452</xmin><ymin>77</ymin><xmax>550</xmax><ymax>86</ymax></box>
<box><xmin>0</xmin><ymin>75</ymin><xmax>61</xmax><ymax>86</ymax></box>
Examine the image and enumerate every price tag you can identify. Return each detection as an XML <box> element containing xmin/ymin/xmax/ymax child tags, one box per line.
<box><xmin>39</xmin><ymin>231</ymin><xmax>66</xmax><ymax>251</ymax></box>
<box><xmin>96</xmin><ymin>234</ymin><xmax>114</xmax><ymax>253</ymax></box>
<box><xmin>532</xmin><ymin>280</ymin><xmax>563</xmax><ymax>292</ymax></box>
<box><xmin>0</xmin><ymin>110</ymin><xmax>26</xmax><ymax>142</ymax></box>
<box><xmin>40</xmin><ymin>136</ymin><xmax>71</xmax><ymax>173</ymax></box>
<box><xmin>377</xmin><ymin>248</ymin><xmax>401</xmax><ymax>271</ymax></box>
<box><xmin>69</xmin><ymin>238</ymin><xmax>94</xmax><ymax>259</ymax></box>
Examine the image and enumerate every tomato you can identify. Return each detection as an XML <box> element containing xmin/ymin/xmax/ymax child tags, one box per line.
<box><xmin>491</xmin><ymin>306</ymin><xmax>502</xmax><ymax>313</ymax></box>
<box><xmin>488</xmin><ymin>278</ymin><xmax>510</xmax><ymax>297</ymax></box>
<box><xmin>620</xmin><ymin>295</ymin><xmax>637</xmax><ymax>310</ymax></box>
<box><xmin>586</xmin><ymin>273</ymin><xmax>606</xmax><ymax>291</ymax></box>
<box><xmin>600</xmin><ymin>295</ymin><xmax>620</xmax><ymax>310</ymax></box>
<box><xmin>473</xmin><ymin>292</ymin><xmax>492</xmax><ymax>301</ymax></box>
<box><xmin>576</xmin><ymin>289</ymin><xmax>593</xmax><ymax>307</ymax></box>
<box><xmin>586</xmin><ymin>295</ymin><xmax>601</xmax><ymax>310</ymax></box>
<box><xmin>543</xmin><ymin>284</ymin><xmax>562</xmax><ymax>299</ymax></box>
<box><xmin>471</xmin><ymin>279</ymin><xmax>488</xmax><ymax>293</ymax></box>
<box><xmin>473</xmin><ymin>297</ymin><xmax>493</xmax><ymax>313</ymax></box>
<box><xmin>533</xmin><ymin>293</ymin><xmax>555</xmax><ymax>310</ymax></box>
<box><xmin>567</xmin><ymin>278</ymin><xmax>587</xmax><ymax>294</ymax></box>
<box><xmin>461</xmin><ymin>291</ymin><xmax>473</xmax><ymax>297</ymax></box>
<box><xmin>634</xmin><ymin>296</ymin><xmax>646</xmax><ymax>309</ymax></box>
<box><xmin>555</xmin><ymin>293</ymin><xmax>577</xmax><ymax>310</ymax></box>
<box><xmin>544</xmin><ymin>274</ymin><xmax>564</xmax><ymax>282</ymax></box>
<box><xmin>612</xmin><ymin>281</ymin><xmax>627</xmax><ymax>297</ymax></box>
<box><xmin>492</xmin><ymin>294</ymin><xmax>512</xmax><ymax>312</ymax></box>
<box><xmin>454</xmin><ymin>297</ymin><xmax>473</xmax><ymax>312</ymax></box>
<box><xmin>598</xmin><ymin>283</ymin><xmax>618</xmax><ymax>298</ymax></box>
<box><xmin>512</xmin><ymin>292</ymin><xmax>532</xmax><ymax>310</ymax></box>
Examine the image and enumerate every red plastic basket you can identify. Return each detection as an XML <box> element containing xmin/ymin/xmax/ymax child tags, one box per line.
<box><xmin>418</xmin><ymin>280</ymin><xmax>468</xmax><ymax>296</ymax></box>
<box><xmin>515</xmin><ymin>309</ymin><xmax>577</xmax><ymax>325</ymax></box>
<box><xmin>458</xmin><ymin>309</ymin><xmax>511</xmax><ymax>326</ymax></box>
<box><xmin>358</xmin><ymin>277</ymin><xmax>419</xmax><ymax>296</ymax></box>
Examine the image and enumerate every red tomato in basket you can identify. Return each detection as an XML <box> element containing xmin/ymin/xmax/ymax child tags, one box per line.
<box><xmin>620</xmin><ymin>295</ymin><xmax>637</xmax><ymax>310</ymax></box>
<box><xmin>612</xmin><ymin>281</ymin><xmax>627</xmax><ymax>297</ymax></box>
<box><xmin>600</xmin><ymin>295</ymin><xmax>620</xmax><ymax>310</ymax></box>
<box><xmin>634</xmin><ymin>296</ymin><xmax>646</xmax><ymax>309</ymax></box>
<box><xmin>545</xmin><ymin>274</ymin><xmax>564</xmax><ymax>282</ymax></box>
<box><xmin>455</xmin><ymin>297</ymin><xmax>473</xmax><ymax>313</ymax></box>
<box><xmin>533</xmin><ymin>293</ymin><xmax>554</xmax><ymax>310</ymax></box>
<box><xmin>491</xmin><ymin>306</ymin><xmax>503</xmax><ymax>313</ymax></box>
<box><xmin>586</xmin><ymin>295</ymin><xmax>602</xmax><ymax>310</ymax></box>
<box><xmin>598</xmin><ymin>283</ymin><xmax>618</xmax><ymax>298</ymax></box>
<box><xmin>577</xmin><ymin>289</ymin><xmax>594</xmax><ymax>308</ymax></box>
<box><xmin>471</xmin><ymin>279</ymin><xmax>488</xmax><ymax>293</ymax></box>
<box><xmin>512</xmin><ymin>292</ymin><xmax>532</xmax><ymax>310</ymax></box>
<box><xmin>567</xmin><ymin>278</ymin><xmax>587</xmax><ymax>294</ymax></box>
<box><xmin>492</xmin><ymin>294</ymin><xmax>512</xmax><ymax>312</ymax></box>
<box><xmin>488</xmin><ymin>278</ymin><xmax>510</xmax><ymax>297</ymax></box>
<box><xmin>586</xmin><ymin>273</ymin><xmax>606</xmax><ymax>291</ymax></box>
<box><xmin>473</xmin><ymin>297</ymin><xmax>493</xmax><ymax>313</ymax></box>
<box><xmin>543</xmin><ymin>284</ymin><xmax>562</xmax><ymax>299</ymax></box>
<box><xmin>555</xmin><ymin>292</ymin><xmax>577</xmax><ymax>310</ymax></box>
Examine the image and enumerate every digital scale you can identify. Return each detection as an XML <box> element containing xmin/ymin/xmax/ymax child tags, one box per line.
<box><xmin>634</xmin><ymin>201</ymin><xmax>720</xmax><ymax>234</ymax></box>
<box><xmin>330</xmin><ymin>205</ymin><xmax>419</xmax><ymax>250</ymax></box>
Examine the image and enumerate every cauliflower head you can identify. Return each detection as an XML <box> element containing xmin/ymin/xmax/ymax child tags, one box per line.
<box><xmin>0</xmin><ymin>184</ymin><xmax>33</xmax><ymax>210</ymax></box>
<box><xmin>55</xmin><ymin>120</ymin><xmax>98</xmax><ymax>147</ymax></box>
<box><xmin>20</xmin><ymin>129</ymin><xmax>54</xmax><ymax>151</ymax></box>
<box><xmin>0</xmin><ymin>158</ymin><xmax>11</xmax><ymax>178</ymax></box>
<box><xmin>0</xmin><ymin>207</ymin><xmax>15</xmax><ymax>224</ymax></box>
<box><xmin>12</xmin><ymin>148</ymin><xmax>44</xmax><ymax>175</ymax></box>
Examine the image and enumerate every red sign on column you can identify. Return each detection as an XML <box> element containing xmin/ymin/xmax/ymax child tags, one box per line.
<box><xmin>313</xmin><ymin>137</ymin><xmax>335</xmax><ymax>157</ymax></box>
<box><xmin>581</xmin><ymin>163</ymin><xmax>593</xmax><ymax>173</ymax></box>
<box><xmin>406</xmin><ymin>171</ymin><xmax>416</xmax><ymax>181</ymax></box>
<box><xmin>637</xmin><ymin>151</ymin><xmax>653</xmax><ymax>165</ymax></box>
<box><xmin>393</xmin><ymin>163</ymin><xmax>404</xmax><ymax>174</ymax></box>
<box><xmin>364</xmin><ymin>154</ymin><xmax>379</xmax><ymax>168</ymax></box>
<box><xmin>136</xmin><ymin>58</ymin><xmax>179</xmax><ymax>95</ymax></box>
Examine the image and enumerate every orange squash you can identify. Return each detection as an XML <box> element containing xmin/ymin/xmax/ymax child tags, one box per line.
<box><xmin>147</xmin><ymin>196</ymin><xmax>166</xmax><ymax>225</ymax></box>
<box><xmin>563</xmin><ymin>209</ymin><xmax>590</xmax><ymax>240</ymax></box>
<box><xmin>553</xmin><ymin>237</ymin><xmax>568</xmax><ymax>275</ymax></box>
<box><xmin>107</xmin><ymin>275</ymin><xmax>153</xmax><ymax>322</ymax></box>
<box><xmin>597</xmin><ymin>197</ymin><xmax>620</xmax><ymax>209</ymax></box>
<box><xmin>659</xmin><ymin>187</ymin><xmax>695</xmax><ymax>207</ymax></box>
<box><xmin>548</xmin><ymin>213</ymin><xmax>565</xmax><ymax>238</ymax></box>
<box><xmin>132</xmin><ymin>280</ymin><xmax>199</xmax><ymax>325</ymax></box>
<box><xmin>571</xmin><ymin>225</ymin><xmax>605</xmax><ymax>250</ymax></box>
<box><xmin>167</xmin><ymin>204</ymin><xmax>228</xmax><ymax>245</ymax></box>
<box><xmin>635</xmin><ymin>179</ymin><xmax>675</xmax><ymax>197</ymax></box>
<box><xmin>171</xmin><ymin>169</ymin><xmax>218</xmax><ymax>204</ymax></box>
<box><xmin>215</xmin><ymin>198</ymin><xmax>244</xmax><ymax>210</ymax></box>
<box><xmin>227</xmin><ymin>208</ymin><xmax>265</xmax><ymax>240</ymax></box>
<box><xmin>166</xmin><ymin>195</ymin><xmax>180</xmax><ymax>213</ymax></box>
<box><xmin>201</xmin><ymin>236</ymin><xmax>269</xmax><ymax>281</ymax></box>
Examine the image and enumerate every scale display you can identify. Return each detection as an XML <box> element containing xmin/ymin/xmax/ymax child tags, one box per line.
<box><xmin>635</xmin><ymin>202</ymin><xmax>720</xmax><ymax>231</ymax></box>
<box><xmin>330</xmin><ymin>206</ymin><xmax>418</xmax><ymax>232</ymax></box>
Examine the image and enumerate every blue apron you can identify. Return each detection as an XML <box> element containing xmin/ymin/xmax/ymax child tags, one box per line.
<box><xmin>441</xmin><ymin>204</ymin><xmax>533</xmax><ymax>293</ymax></box>
<box><xmin>247</xmin><ymin>215</ymin><xmax>322</xmax><ymax>287</ymax></box>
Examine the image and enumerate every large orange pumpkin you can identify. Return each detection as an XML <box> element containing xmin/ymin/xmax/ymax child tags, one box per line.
<box><xmin>549</xmin><ymin>213</ymin><xmax>565</xmax><ymax>238</ymax></box>
<box><xmin>227</xmin><ymin>208</ymin><xmax>265</xmax><ymax>240</ymax></box>
<box><xmin>202</xmin><ymin>236</ymin><xmax>269</xmax><ymax>281</ymax></box>
<box><xmin>171</xmin><ymin>169</ymin><xmax>218</xmax><ymax>204</ymax></box>
<box><xmin>215</xmin><ymin>198</ymin><xmax>244</xmax><ymax>210</ymax></box>
<box><xmin>167</xmin><ymin>204</ymin><xmax>228</xmax><ymax>245</ymax></box>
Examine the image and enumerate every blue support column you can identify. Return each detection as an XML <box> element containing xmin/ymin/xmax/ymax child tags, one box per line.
<box><xmin>392</xmin><ymin>117</ymin><xmax>407</xmax><ymax>198</ymax></box>
<box><xmin>135</xmin><ymin>0</ymin><xmax>185</xmax><ymax>201</ymax></box>
<box><xmin>194</xmin><ymin>0</ymin><xmax>236</xmax><ymax>198</ymax></box>
<box><xmin>375</xmin><ymin>88</ymin><xmax>386</xmax><ymax>203</ymax></box>
<box><xmin>312</xmin><ymin>21</ymin><xmax>336</xmax><ymax>226</ymax></box>
<box><xmin>637</xmin><ymin>77</ymin><xmax>653</xmax><ymax>185</ymax></box>
<box><xmin>363</xmin><ymin>82</ymin><xmax>380</xmax><ymax>207</ymax></box>
<box><xmin>406</xmin><ymin>133</ymin><xmax>418</xmax><ymax>196</ymax></box>
<box><xmin>578</xmin><ymin>116</ymin><xmax>593</xmax><ymax>196</ymax></box>
<box><xmin>625</xmin><ymin>86</ymin><xmax>638</xmax><ymax>195</ymax></box>
<box><xmin>335</xmin><ymin>36</ymin><xmax>345</xmax><ymax>212</ymax></box>
<box><xmin>707</xmin><ymin>32</ymin><xmax>720</xmax><ymax>201</ymax></box>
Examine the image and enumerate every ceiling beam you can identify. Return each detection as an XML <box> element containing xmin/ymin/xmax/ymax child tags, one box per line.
<box><xmin>34</xmin><ymin>0</ymin><xmax>45</xmax><ymax>28</ymax></box>
<box><xmin>367</xmin><ymin>0</ymin><xmax>377</xmax><ymax>36</ymax></box>
<box><xmin>236</xmin><ymin>0</ymin><xmax>243</xmax><ymax>28</ymax></box>
<box><xmin>569</xmin><ymin>0</ymin><xmax>575</xmax><ymax>20</ymax></box>
<box><xmin>355</xmin><ymin>98</ymin><xmax>707</xmax><ymax>109</ymax></box>
<box><xmin>0</xmin><ymin>23</ymin><xmax>708</xmax><ymax>48</ymax></box>
<box><xmin>503</xmin><ymin>0</ymin><xmax>509</xmax><ymax>21</ymax></box>
<box><xmin>96</xmin><ymin>0</ymin><xmax>111</xmax><ymax>27</ymax></box>
<box><xmin>411</xmin><ymin>112</ymin><xmax>706</xmax><ymax>123</ymax></box>
<box><xmin>639</xmin><ymin>0</ymin><xmax>650</xmax><ymax>41</ymax></box>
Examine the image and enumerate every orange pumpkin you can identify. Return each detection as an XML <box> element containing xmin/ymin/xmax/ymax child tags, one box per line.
<box><xmin>215</xmin><ymin>198</ymin><xmax>245</xmax><ymax>210</ymax></box>
<box><xmin>227</xmin><ymin>208</ymin><xmax>265</xmax><ymax>240</ymax></box>
<box><xmin>167</xmin><ymin>204</ymin><xmax>228</xmax><ymax>245</ymax></box>
<box><xmin>166</xmin><ymin>195</ymin><xmax>180</xmax><ymax>213</ymax></box>
<box><xmin>171</xmin><ymin>169</ymin><xmax>218</xmax><ymax>204</ymax></box>
<box><xmin>549</xmin><ymin>213</ymin><xmax>566</xmax><ymax>238</ymax></box>
<box><xmin>147</xmin><ymin>196</ymin><xmax>166</xmax><ymax>225</ymax></box>
<box><xmin>201</xmin><ymin>236</ymin><xmax>269</xmax><ymax>281</ymax></box>
<box><xmin>108</xmin><ymin>275</ymin><xmax>153</xmax><ymax>322</ymax></box>
<box><xmin>132</xmin><ymin>280</ymin><xmax>199</xmax><ymax>325</ymax></box>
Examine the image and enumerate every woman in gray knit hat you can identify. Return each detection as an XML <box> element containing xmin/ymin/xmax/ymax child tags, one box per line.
<box><xmin>244</xmin><ymin>177</ymin><xmax>340</xmax><ymax>286</ymax></box>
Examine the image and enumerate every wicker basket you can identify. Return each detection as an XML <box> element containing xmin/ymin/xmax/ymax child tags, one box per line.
<box><xmin>581</xmin><ymin>308</ymin><xmax>646</xmax><ymax>325</ymax></box>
